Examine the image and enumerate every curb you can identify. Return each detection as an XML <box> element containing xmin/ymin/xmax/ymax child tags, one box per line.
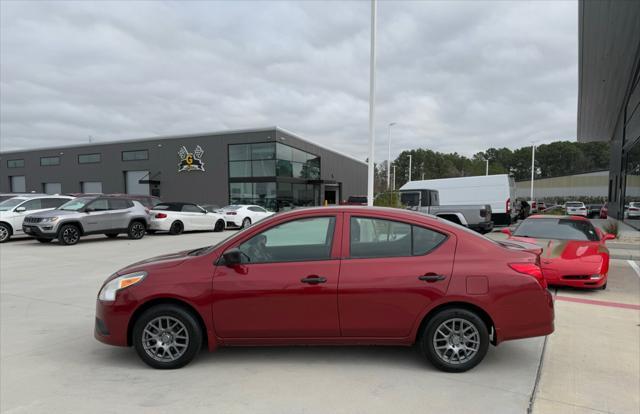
<box><xmin>611</xmin><ymin>254</ymin><xmax>640</xmax><ymax>261</ymax></box>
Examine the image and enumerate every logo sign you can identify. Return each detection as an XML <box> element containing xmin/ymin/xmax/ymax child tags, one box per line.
<box><xmin>178</xmin><ymin>145</ymin><xmax>205</xmax><ymax>172</ymax></box>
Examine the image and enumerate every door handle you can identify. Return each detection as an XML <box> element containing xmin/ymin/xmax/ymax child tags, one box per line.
<box><xmin>418</xmin><ymin>274</ymin><xmax>446</xmax><ymax>282</ymax></box>
<box><xmin>300</xmin><ymin>275</ymin><xmax>327</xmax><ymax>284</ymax></box>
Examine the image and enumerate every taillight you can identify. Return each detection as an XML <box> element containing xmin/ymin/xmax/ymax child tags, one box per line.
<box><xmin>509</xmin><ymin>262</ymin><xmax>547</xmax><ymax>288</ymax></box>
<box><xmin>480</xmin><ymin>208</ymin><xmax>486</xmax><ymax>218</ymax></box>
<box><xmin>506</xmin><ymin>198</ymin><xmax>511</xmax><ymax>213</ymax></box>
<box><xmin>155</xmin><ymin>213</ymin><xmax>167</xmax><ymax>218</ymax></box>
<box><xmin>226</xmin><ymin>212</ymin><xmax>237</xmax><ymax>215</ymax></box>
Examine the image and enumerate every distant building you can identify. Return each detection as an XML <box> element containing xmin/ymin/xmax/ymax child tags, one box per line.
<box><xmin>0</xmin><ymin>127</ymin><xmax>367</xmax><ymax>210</ymax></box>
<box><xmin>577</xmin><ymin>0</ymin><xmax>640</xmax><ymax>229</ymax></box>
<box><xmin>516</xmin><ymin>170</ymin><xmax>608</xmax><ymax>200</ymax></box>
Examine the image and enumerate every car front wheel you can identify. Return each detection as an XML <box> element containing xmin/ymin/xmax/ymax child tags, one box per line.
<box><xmin>58</xmin><ymin>224</ymin><xmax>81</xmax><ymax>245</ymax></box>
<box><xmin>420</xmin><ymin>308</ymin><xmax>489</xmax><ymax>372</ymax></box>
<box><xmin>132</xmin><ymin>304</ymin><xmax>202</xmax><ymax>369</ymax></box>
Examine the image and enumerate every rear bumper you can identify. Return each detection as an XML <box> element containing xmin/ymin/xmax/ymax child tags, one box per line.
<box><xmin>148</xmin><ymin>219</ymin><xmax>171</xmax><ymax>231</ymax></box>
<box><xmin>469</xmin><ymin>221</ymin><xmax>494</xmax><ymax>233</ymax></box>
<box><xmin>495</xmin><ymin>288</ymin><xmax>555</xmax><ymax>344</ymax></box>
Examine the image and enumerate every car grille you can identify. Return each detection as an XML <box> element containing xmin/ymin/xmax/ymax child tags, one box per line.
<box><xmin>23</xmin><ymin>217</ymin><xmax>43</xmax><ymax>224</ymax></box>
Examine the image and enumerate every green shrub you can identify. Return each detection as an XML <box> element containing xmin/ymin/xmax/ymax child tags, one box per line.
<box><xmin>374</xmin><ymin>191</ymin><xmax>403</xmax><ymax>208</ymax></box>
<box><xmin>602</xmin><ymin>220</ymin><xmax>618</xmax><ymax>238</ymax></box>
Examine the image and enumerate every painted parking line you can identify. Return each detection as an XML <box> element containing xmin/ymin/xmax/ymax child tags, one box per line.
<box><xmin>555</xmin><ymin>296</ymin><xmax>640</xmax><ymax>310</ymax></box>
<box><xmin>629</xmin><ymin>260</ymin><xmax>640</xmax><ymax>278</ymax></box>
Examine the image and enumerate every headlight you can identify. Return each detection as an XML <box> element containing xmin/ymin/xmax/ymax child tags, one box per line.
<box><xmin>41</xmin><ymin>217</ymin><xmax>59</xmax><ymax>222</ymax></box>
<box><xmin>98</xmin><ymin>271</ymin><xmax>147</xmax><ymax>301</ymax></box>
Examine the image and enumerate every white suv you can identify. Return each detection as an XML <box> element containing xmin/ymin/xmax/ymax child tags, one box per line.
<box><xmin>0</xmin><ymin>195</ymin><xmax>74</xmax><ymax>242</ymax></box>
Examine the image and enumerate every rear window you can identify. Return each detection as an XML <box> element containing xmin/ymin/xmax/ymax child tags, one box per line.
<box><xmin>514</xmin><ymin>218</ymin><xmax>599</xmax><ymax>241</ymax></box>
<box><xmin>565</xmin><ymin>202</ymin><xmax>583</xmax><ymax>207</ymax></box>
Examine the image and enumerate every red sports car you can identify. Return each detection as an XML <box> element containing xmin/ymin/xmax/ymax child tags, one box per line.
<box><xmin>503</xmin><ymin>215</ymin><xmax>614</xmax><ymax>289</ymax></box>
<box><xmin>95</xmin><ymin>206</ymin><xmax>554</xmax><ymax>371</ymax></box>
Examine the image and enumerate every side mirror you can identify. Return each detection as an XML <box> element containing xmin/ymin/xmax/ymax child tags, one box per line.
<box><xmin>603</xmin><ymin>233</ymin><xmax>616</xmax><ymax>241</ymax></box>
<box><xmin>222</xmin><ymin>248</ymin><xmax>243</xmax><ymax>266</ymax></box>
<box><xmin>501</xmin><ymin>228</ymin><xmax>512</xmax><ymax>236</ymax></box>
<box><xmin>14</xmin><ymin>206</ymin><xmax>26</xmax><ymax>213</ymax></box>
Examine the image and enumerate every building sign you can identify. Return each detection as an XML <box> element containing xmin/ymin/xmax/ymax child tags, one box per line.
<box><xmin>178</xmin><ymin>145</ymin><xmax>205</xmax><ymax>172</ymax></box>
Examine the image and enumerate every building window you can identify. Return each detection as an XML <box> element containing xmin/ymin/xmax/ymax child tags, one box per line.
<box><xmin>122</xmin><ymin>150</ymin><xmax>148</xmax><ymax>161</ymax></box>
<box><xmin>251</xmin><ymin>142</ymin><xmax>276</xmax><ymax>160</ymax></box>
<box><xmin>40</xmin><ymin>156</ymin><xmax>60</xmax><ymax>166</ymax></box>
<box><xmin>9</xmin><ymin>176</ymin><xmax>26</xmax><ymax>193</ymax></box>
<box><xmin>275</xmin><ymin>143</ymin><xmax>320</xmax><ymax>179</ymax></box>
<box><xmin>623</xmin><ymin>139</ymin><xmax>640</xmax><ymax>230</ymax></box>
<box><xmin>78</xmin><ymin>153</ymin><xmax>101</xmax><ymax>164</ymax></box>
<box><xmin>229</xmin><ymin>182</ymin><xmax>277</xmax><ymax>210</ymax></box>
<box><xmin>81</xmin><ymin>181</ymin><xmax>103</xmax><ymax>193</ymax></box>
<box><xmin>229</xmin><ymin>161</ymin><xmax>251</xmax><ymax>177</ymax></box>
<box><xmin>252</xmin><ymin>160</ymin><xmax>276</xmax><ymax>176</ymax></box>
<box><xmin>43</xmin><ymin>183</ymin><xmax>62</xmax><ymax>194</ymax></box>
<box><xmin>7</xmin><ymin>159</ymin><xmax>24</xmax><ymax>168</ymax></box>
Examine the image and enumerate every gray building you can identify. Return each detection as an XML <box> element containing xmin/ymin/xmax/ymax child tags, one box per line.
<box><xmin>0</xmin><ymin>127</ymin><xmax>367</xmax><ymax>210</ymax></box>
<box><xmin>578</xmin><ymin>0</ymin><xmax>640</xmax><ymax>229</ymax></box>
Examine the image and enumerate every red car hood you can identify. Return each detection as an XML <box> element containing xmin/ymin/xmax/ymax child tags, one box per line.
<box><xmin>509</xmin><ymin>236</ymin><xmax>608</xmax><ymax>276</ymax></box>
<box><xmin>117</xmin><ymin>250</ymin><xmax>191</xmax><ymax>275</ymax></box>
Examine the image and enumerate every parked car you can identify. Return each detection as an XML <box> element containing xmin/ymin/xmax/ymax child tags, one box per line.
<box><xmin>107</xmin><ymin>194</ymin><xmax>162</xmax><ymax>209</ymax></box>
<box><xmin>148</xmin><ymin>202</ymin><xmax>226</xmax><ymax>235</ymax></box>
<box><xmin>94</xmin><ymin>206</ymin><xmax>554</xmax><ymax>371</ymax></box>
<box><xmin>220</xmin><ymin>205</ymin><xmax>274</xmax><ymax>228</ymax></box>
<box><xmin>341</xmin><ymin>195</ymin><xmax>367</xmax><ymax>206</ymax></box>
<box><xmin>564</xmin><ymin>201</ymin><xmax>588</xmax><ymax>217</ymax></box>
<box><xmin>400</xmin><ymin>175</ymin><xmax>516</xmax><ymax>225</ymax></box>
<box><xmin>529</xmin><ymin>200</ymin><xmax>546</xmax><ymax>213</ymax></box>
<box><xmin>627</xmin><ymin>201</ymin><xmax>640</xmax><ymax>218</ymax></box>
<box><xmin>201</xmin><ymin>204</ymin><xmax>222</xmax><ymax>213</ymax></box>
<box><xmin>22</xmin><ymin>196</ymin><xmax>149</xmax><ymax>245</ymax></box>
<box><xmin>0</xmin><ymin>195</ymin><xmax>74</xmax><ymax>242</ymax></box>
<box><xmin>599</xmin><ymin>203</ymin><xmax>608</xmax><ymax>219</ymax></box>
<box><xmin>502</xmin><ymin>215</ymin><xmax>614</xmax><ymax>289</ymax></box>
<box><xmin>398</xmin><ymin>187</ymin><xmax>493</xmax><ymax>233</ymax></box>
<box><xmin>586</xmin><ymin>203</ymin><xmax>603</xmax><ymax>218</ymax></box>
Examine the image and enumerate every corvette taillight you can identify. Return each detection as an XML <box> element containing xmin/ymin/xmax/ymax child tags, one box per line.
<box><xmin>155</xmin><ymin>213</ymin><xmax>167</xmax><ymax>219</ymax></box>
<box><xmin>509</xmin><ymin>263</ymin><xmax>547</xmax><ymax>288</ymax></box>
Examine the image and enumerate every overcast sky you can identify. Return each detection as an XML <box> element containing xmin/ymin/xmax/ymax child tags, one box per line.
<box><xmin>0</xmin><ymin>0</ymin><xmax>578</xmax><ymax>160</ymax></box>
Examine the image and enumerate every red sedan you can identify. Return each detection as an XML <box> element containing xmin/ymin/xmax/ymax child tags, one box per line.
<box><xmin>95</xmin><ymin>206</ymin><xmax>554</xmax><ymax>371</ymax></box>
<box><xmin>503</xmin><ymin>215</ymin><xmax>614</xmax><ymax>289</ymax></box>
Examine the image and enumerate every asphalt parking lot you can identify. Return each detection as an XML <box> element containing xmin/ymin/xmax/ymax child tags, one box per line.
<box><xmin>1</xmin><ymin>231</ymin><xmax>638</xmax><ymax>413</ymax></box>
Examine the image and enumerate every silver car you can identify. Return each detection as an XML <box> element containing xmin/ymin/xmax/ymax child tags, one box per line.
<box><xmin>22</xmin><ymin>196</ymin><xmax>150</xmax><ymax>245</ymax></box>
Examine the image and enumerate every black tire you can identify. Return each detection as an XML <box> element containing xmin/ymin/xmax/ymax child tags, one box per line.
<box><xmin>105</xmin><ymin>233</ymin><xmax>119</xmax><ymax>239</ymax></box>
<box><xmin>214</xmin><ymin>220</ymin><xmax>225</xmax><ymax>232</ymax></box>
<box><xmin>127</xmin><ymin>221</ymin><xmax>146</xmax><ymax>240</ymax></box>
<box><xmin>132</xmin><ymin>304</ymin><xmax>202</xmax><ymax>369</ymax></box>
<box><xmin>58</xmin><ymin>224</ymin><xmax>81</xmax><ymax>246</ymax></box>
<box><xmin>601</xmin><ymin>282</ymin><xmax>607</xmax><ymax>290</ymax></box>
<box><xmin>419</xmin><ymin>308</ymin><xmax>489</xmax><ymax>373</ymax></box>
<box><xmin>37</xmin><ymin>238</ymin><xmax>52</xmax><ymax>243</ymax></box>
<box><xmin>169</xmin><ymin>221</ymin><xmax>184</xmax><ymax>235</ymax></box>
<box><xmin>0</xmin><ymin>223</ymin><xmax>11</xmax><ymax>243</ymax></box>
<box><xmin>241</xmin><ymin>217</ymin><xmax>251</xmax><ymax>229</ymax></box>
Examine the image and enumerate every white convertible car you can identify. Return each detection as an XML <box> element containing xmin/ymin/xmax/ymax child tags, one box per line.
<box><xmin>220</xmin><ymin>204</ymin><xmax>274</xmax><ymax>228</ymax></box>
<box><xmin>148</xmin><ymin>202</ymin><xmax>226</xmax><ymax>235</ymax></box>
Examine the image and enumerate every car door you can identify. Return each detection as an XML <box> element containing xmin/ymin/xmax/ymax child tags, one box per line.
<box><xmin>212</xmin><ymin>213</ymin><xmax>342</xmax><ymax>338</ymax></box>
<box><xmin>181</xmin><ymin>204</ymin><xmax>205</xmax><ymax>230</ymax></box>
<box><xmin>108</xmin><ymin>199</ymin><xmax>132</xmax><ymax>230</ymax></box>
<box><xmin>338</xmin><ymin>213</ymin><xmax>456</xmax><ymax>337</ymax></box>
<box><xmin>10</xmin><ymin>198</ymin><xmax>44</xmax><ymax>234</ymax></box>
<box><xmin>81</xmin><ymin>199</ymin><xmax>112</xmax><ymax>233</ymax></box>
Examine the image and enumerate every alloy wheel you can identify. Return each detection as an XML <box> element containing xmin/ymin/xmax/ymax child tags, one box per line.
<box><xmin>142</xmin><ymin>316</ymin><xmax>190</xmax><ymax>362</ymax></box>
<box><xmin>130</xmin><ymin>222</ymin><xmax>145</xmax><ymax>239</ymax></box>
<box><xmin>432</xmin><ymin>317</ymin><xmax>480</xmax><ymax>365</ymax></box>
<box><xmin>0</xmin><ymin>225</ymin><xmax>9</xmax><ymax>242</ymax></box>
<box><xmin>62</xmin><ymin>226</ymin><xmax>80</xmax><ymax>244</ymax></box>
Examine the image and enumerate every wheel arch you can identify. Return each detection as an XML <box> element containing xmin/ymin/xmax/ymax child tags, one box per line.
<box><xmin>435</xmin><ymin>213</ymin><xmax>466</xmax><ymax>226</ymax></box>
<box><xmin>0</xmin><ymin>221</ymin><xmax>14</xmax><ymax>235</ymax></box>
<box><xmin>127</xmin><ymin>297</ymin><xmax>210</xmax><ymax>349</ymax></box>
<box><xmin>128</xmin><ymin>217</ymin><xmax>147</xmax><ymax>228</ymax></box>
<box><xmin>58</xmin><ymin>220</ymin><xmax>85</xmax><ymax>235</ymax></box>
<box><xmin>415</xmin><ymin>301</ymin><xmax>496</xmax><ymax>345</ymax></box>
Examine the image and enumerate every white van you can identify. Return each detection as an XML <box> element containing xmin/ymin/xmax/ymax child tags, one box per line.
<box><xmin>400</xmin><ymin>174</ymin><xmax>516</xmax><ymax>225</ymax></box>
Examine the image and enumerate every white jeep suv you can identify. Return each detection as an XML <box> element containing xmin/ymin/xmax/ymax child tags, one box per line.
<box><xmin>0</xmin><ymin>195</ymin><xmax>74</xmax><ymax>242</ymax></box>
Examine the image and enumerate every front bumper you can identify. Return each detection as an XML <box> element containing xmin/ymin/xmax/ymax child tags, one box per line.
<box><xmin>549</xmin><ymin>274</ymin><xmax>608</xmax><ymax>289</ymax></box>
<box><xmin>22</xmin><ymin>224</ymin><xmax>58</xmax><ymax>238</ymax></box>
<box><xmin>94</xmin><ymin>298</ymin><xmax>134</xmax><ymax>347</ymax></box>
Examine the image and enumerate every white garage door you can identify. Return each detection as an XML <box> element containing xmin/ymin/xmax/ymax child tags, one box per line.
<box><xmin>125</xmin><ymin>171</ymin><xmax>150</xmax><ymax>195</ymax></box>
<box><xmin>43</xmin><ymin>183</ymin><xmax>62</xmax><ymax>194</ymax></box>
<box><xmin>81</xmin><ymin>181</ymin><xmax>103</xmax><ymax>193</ymax></box>
<box><xmin>10</xmin><ymin>176</ymin><xmax>26</xmax><ymax>193</ymax></box>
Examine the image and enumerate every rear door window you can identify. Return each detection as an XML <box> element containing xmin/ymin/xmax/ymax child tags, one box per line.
<box><xmin>109</xmin><ymin>199</ymin><xmax>130</xmax><ymax>210</ymax></box>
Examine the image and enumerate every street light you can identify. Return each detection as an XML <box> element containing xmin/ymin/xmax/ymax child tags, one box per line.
<box><xmin>530</xmin><ymin>143</ymin><xmax>536</xmax><ymax>201</ymax></box>
<box><xmin>408</xmin><ymin>154</ymin><xmax>412</xmax><ymax>182</ymax></box>
<box><xmin>366</xmin><ymin>0</ymin><xmax>377</xmax><ymax>207</ymax></box>
<box><xmin>386</xmin><ymin>122</ymin><xmax>396</xmax><ymax>190</ymax></box>
<box><xmin>485</xmin><ymin>158</ymin><xmax>489</xmax><ymax>176</ymax></box>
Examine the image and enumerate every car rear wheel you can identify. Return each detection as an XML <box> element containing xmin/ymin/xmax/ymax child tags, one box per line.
<box><xmin>127</xmin><ymin>221</ymin><xmax>146</xmax><ymax>240</ymax></box>
<box><xmin>0</xmin><ymin>223</ymin><xmax>11</xmax><ymax>243</ymax></box>
<box><xmin>36</xmin><ymin>238</ymin><xmax>52</xmax><ymax>243</ymax></box>
<box><xmin>420</xmin><ymin>308</ymin><xmax>489</xmax><ymax>372</ymax></box>
<box><xmin>241</xmin><ymin>218</ymin><xmax>251</xmax><ymax>229</ymax></box>
<box><xmin>169</xmin><ymin>221</ymin><xmax>184</xmax><ymax>235</ymax></box>
<box><xmin>214</xmin><ymin>220</ymin><xmax>225</xmax><ymax>232</ymax></box>
<box><xmin>132</xmin><ymin>304</ymin><xmax>202</xmax><ymax>369</ymax></box>
<box><xmin>58</xmin><ymin>224</ymin><xmax>80</xmax><ymax>246</ymax></box>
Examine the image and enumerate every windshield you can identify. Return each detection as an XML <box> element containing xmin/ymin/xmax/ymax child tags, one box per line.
<box><xmin>514</xmin><ymin>218</ymin><xmax>599</xmax><ymax>241</ymax></box>
<box><xmin>59</xmin><ymin>197</ymin><xmax>93</xmax><ymax>211</ymax></box>
<box><xmin>0</xmin><ymin>198</ymin><xmax>26</xmax><ymax>211</ymax></box>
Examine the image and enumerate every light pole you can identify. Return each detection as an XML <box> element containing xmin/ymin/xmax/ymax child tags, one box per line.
<box><xmin>392</xmin><ymin>164</ymin><xmax>396</xmax><ymax>190</ymax></box>
<box><xmin>366</xmin><ymin>0</ymin><xmax>377</xmax><ymax>206</ymax></box>
<box><xmin>386</xmin><ymin>122</ymin><xmax>396</xmax><ymax>190</ymax></box>
<box><xmin>408</xmin><ymin>154</ymin><xmax>412</xmax><ymax>182</ymax></box>
<box><xmin>530</xmin><ymin>143</ymin><xmax>536</xmax><ymax>201</ymax></box>
<box><xmin>485</xmin><ymin>158</ymin><xmax>489</xmax><ymax>176</ymax></box>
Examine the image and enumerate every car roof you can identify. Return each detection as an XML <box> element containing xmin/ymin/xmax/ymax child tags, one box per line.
<box><xmin>528</xmin><ymin>214</ymin><xmax>589</xmax><ymax>221</ymax></box>
<box><xmin>271</xmin><ymin>205</ymin><xmax>446</xmax><ymax>221</ymax></box>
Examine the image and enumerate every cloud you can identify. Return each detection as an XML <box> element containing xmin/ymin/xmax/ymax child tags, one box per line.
<box><xmin>0</xmin><ymin>0</ymin><xmax>577</xmax><ymax>161</ymax></box>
